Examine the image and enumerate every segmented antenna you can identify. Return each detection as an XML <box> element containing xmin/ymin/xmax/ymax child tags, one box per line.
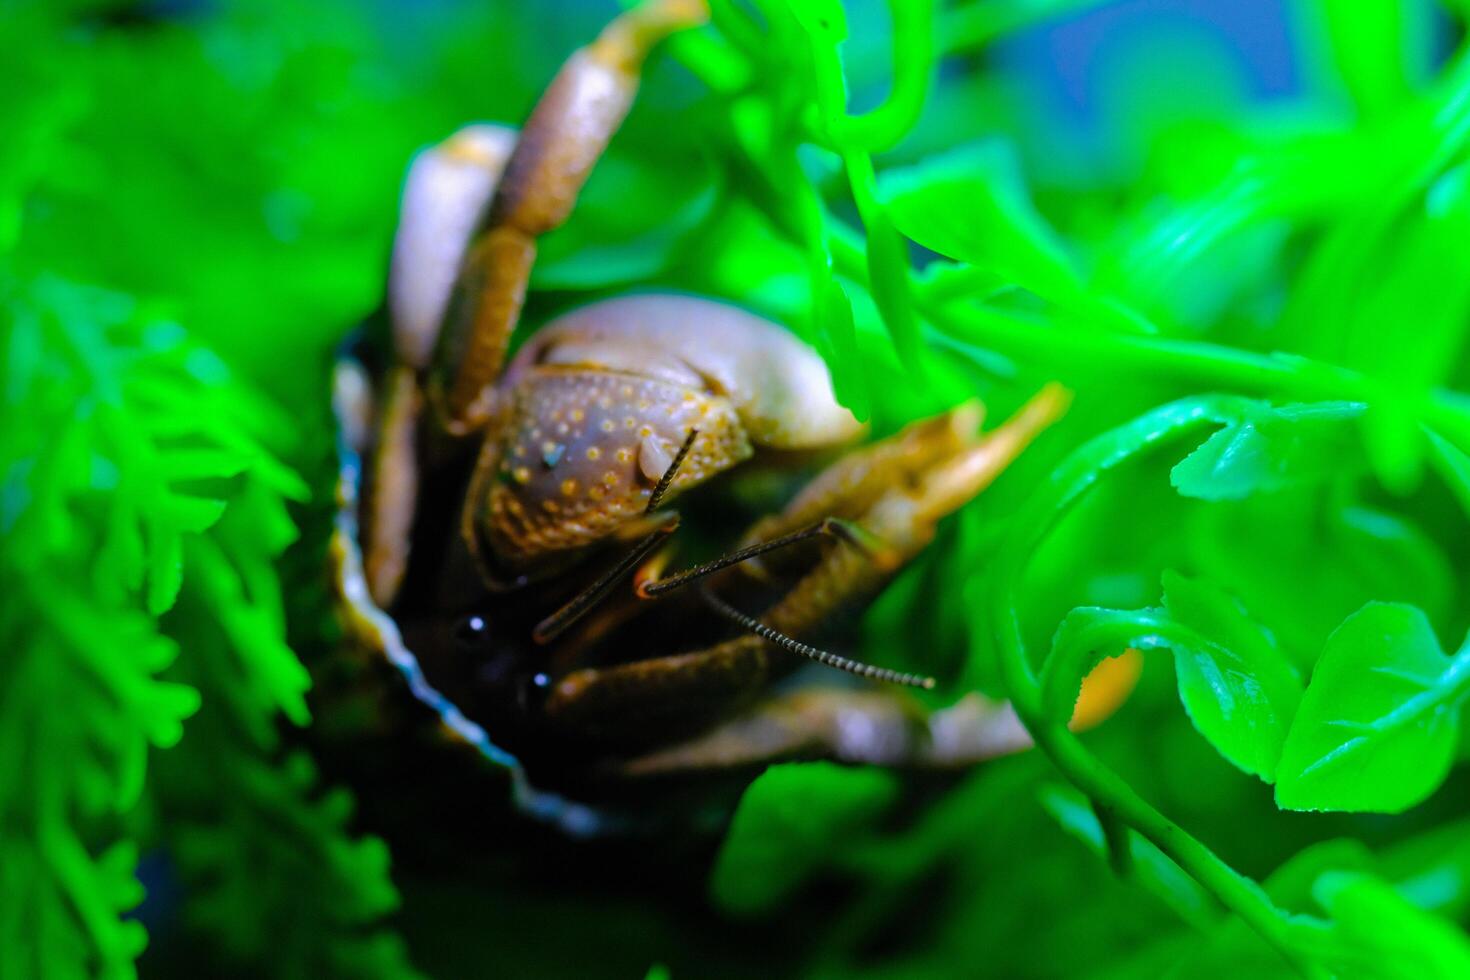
<box><xmin>533</xmin><ymin>427</ymin><xmax>699</xmax><ymax>645</ymax></box>
<box><xmin>639</xmin><ymin>517</ymin><xmax>864</xmax><ymax>598</ymax></box>
<box><xmin>532</xmin><ymin>519</ymin><xmax>678</xmax><ymax>644</ymax></box>
<box><xmin>646</xmin><ymin>427</ymin><xmax>699</xmax><ymax>514</ymax></box>
<box><xmin>701</xmin><ymin>587</ymin><xmax>937</xmax><ymax>690</ymax></box>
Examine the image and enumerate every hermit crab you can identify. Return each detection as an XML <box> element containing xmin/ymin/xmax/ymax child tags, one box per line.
<box><xmin>330</xmin><ymin>0</ymin><xmax>1135</xmax><ymax>830</ymax></box>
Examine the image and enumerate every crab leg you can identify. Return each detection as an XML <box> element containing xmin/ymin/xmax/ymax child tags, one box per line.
<box><xmin>363</xmin><ymin>367</ymin><xmax>423</xmax><ymax>603</ymax></box>
<box><xmin>758</xmin><ymin>384</ymin><xmax>1071</xmax><ymax>640</ymax></box>
<box><xmin>541</xmin><ymin>386</ymin><xmax>1076</xmax><ymax>738</ymax></box>
<box><xmin>736</xmin><ymin>402</ymin><xmax>984</xmax><ymax>553</ymax></box>
<box><xmin>544</xmin><ymin>635</ymin><xmax>771</xmax><ymax>735</ymax></box>
<box><xmin>429</xmin><ymin>0</ymin><xmax>710</xmax><ymax>433</ymax></box>
<box><xmin>364</xmin><ymin>126</ymin><xmax>518</xmax><ymax>607</ymax></box>
<box><xmin>613</xmin><ymin>653</ymin><xmax>1142</xmax><ymax>777</ymax></box>
<box><xmin>367</xmin><ymin>0</ymin><xmax>707</xmax><ymax>603</ymax></box>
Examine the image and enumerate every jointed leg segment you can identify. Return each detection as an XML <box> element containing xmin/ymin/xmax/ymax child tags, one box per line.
<box><xmin>364</xmin><ymin>0</ymin><xmax>709</xmax><ymax>605</ymax></box>
<box><xmin>540</xmin><ymin>387</ymin><xmax>1073</xmax><ymax>738</ymax></box>
<box><xmin>429</xmin><ymin>0</ymin><xmax>711</xmax><ymax>432</ymax></box>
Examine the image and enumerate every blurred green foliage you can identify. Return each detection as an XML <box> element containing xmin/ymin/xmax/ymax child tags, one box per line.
<box><xmin>5</xmin><ymin>0</ymin><xmax>1470</xmax><ymax>977</ymax></box>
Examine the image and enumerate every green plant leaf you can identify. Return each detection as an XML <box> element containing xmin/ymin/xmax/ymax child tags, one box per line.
<box><xmin>1040</xmin><ymin>571</ymin><xmax>1301</xmax><ymax>781</ymax></box>
<box><xmin>1170</xmin><ymin>401</ymin><xmax>1366</xmax><ymax>501</ymax></box>
<box><xmin>817</xmin><ymin>277</ymin><xmax>871</xmax><ymax>420</ymax></box>
<box><xmin>1276</xmin><ymin>603</ymin><xmax>1467</xmax><ymax>813</ymax></box>
<box><xmin>711</xmin><ymin>762</ymin><xmax>897</xmax><ymax>916</ymax></box>
<box><xmin>881</xmin><ymin>142</ymin><xmax>1079</xmax><ymax>302</ymax></box>
<box><xmin>1186</xmin><ymin>496</ymin><xmax>1454</xmax><ymax>673</ymax></box>
<box><xmin>1312</xmin><ymin>872</ymin><xmax>1470</xmax><ymax>980</ymax></box>
<box><xmin>1160</xmin><ymin>571</ymin><xmax>1303</xmax><ymax>781</ymax></box>
<box><xmin>1426</xmin><ymin>429</ymin><xmax>1470</xmax><ymax>520</ymax></box>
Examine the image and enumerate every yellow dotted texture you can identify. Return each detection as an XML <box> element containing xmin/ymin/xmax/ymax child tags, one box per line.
<box><xmin>484</xmin><ymin>369</ymin><xmax>752</xmax><ymax>561</ymax></box>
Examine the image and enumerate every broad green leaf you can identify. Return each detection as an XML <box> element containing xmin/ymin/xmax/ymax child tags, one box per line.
<box><xmin>817</xmin><ymin>277</ymin><xmax>871</xmax><ymax>421</ymax></box>
<box><xmin>1161</xmin><ymin>571</ymin><xmax>1303</xmax><ymax>781</ymax></box>
<box><xmin>1426</xmin><ymin>429</ymin><xmax>1470</xmax><ymax>520</ymax></box>
<box><xmin>1187</xmin><ymin>496</ymin><xmax>1454</xmax><ymax>672</ymax></box>
<box><xmin>711</xmin><ymin>763</ymin><xmax>897</xmax><ymax>915</ymax></box>
<box><xmin>1276</xmin><ymin>603</ymin><xmax>1466</xmax><ymax>813</ymax></box>
<box><xmin>1170</xmin><ymin>401</ymin><xmax>1366</xmax><ymax>501</ymax></box>
<box><xmin>881</xmin><ymin>142</ymin><xmax>1079</xmax><ymax>302</ymax></box>
<box><xmin>1312</xmin><ymin>0</ymin><xmax>1411</xmax><ymax>117</ymax></box>
<box><xmin>1040</xmin><ymin>572</ymin><xmax>1301</xmax><ymax>780</ymax></box>
<box><xmin>1312</xmin><ymin>872</ymin><xmax>1470</xmax><ymax>980</ymax></box>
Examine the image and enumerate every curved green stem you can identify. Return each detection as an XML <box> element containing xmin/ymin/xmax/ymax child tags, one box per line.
<box><xmin>822</xmin><ymin>0</ymin><xmax>936</xmax><ymax>152</ymax></box>
<box><xmin>989</xmin><ymin>401</ymin><xmax>1331</xmax><ymax>978</ymax></box>
<box><xmin>823</xmin><ymin>212</ymin><xmax>1470</xmax><ymax>453</ymax></box>
<box><xmin>672</xmin><ymin>10</ymin><xmax>1467</xmax><ymax>975</ymax></box>
<box><xmin>1090</xmin><ymin>797</ymin><xmax>1134</xmax><ymax>879</ymax></box>
<box><xmin>920</xmin><ymin>295</ymin><xmax>1470</xmax><ymax>452</ymax></box>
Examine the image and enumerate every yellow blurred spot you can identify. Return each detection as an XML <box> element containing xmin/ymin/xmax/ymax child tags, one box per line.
<box><xmin>1070</xmin><ymin>649</ymin><xmax>1143</xmax><ymax>732</ymax></box>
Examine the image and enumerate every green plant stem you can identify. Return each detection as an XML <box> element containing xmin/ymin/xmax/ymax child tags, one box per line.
<box><xmin>986</xmin><ymin>405</ymin><xmax>1332</xmax><ymax>978</ymax></box>
<box><xmin>1089</xmin><ymin>797</ymin><xmax>1133</xmax><ymax>879</ymax></box>
<box><xmin>996</xmin><ymin>592</ymin><xmax>1325</xmax><ymax>977</ymax></box>
<box><xmin>679</xmin><ymin>8</ymin><xmax>1470</xmax><ymax>972</ymax></box>
<box><xmin>928</xmin><ymin>301</ymin><xmax>1470</xmax><ymax>446</ymax></box>
<box><xmin>822</xmin><ymin>212</ymin><xmax>1470</xmax><ymax>453</ymax></box>
<box><xmin>821</xmin><ymin>0</ymin><xmax>936</xmax><ymax>152</ymax></box>
<box><xmin>687</xmin><ymin>0</ymin><xmax>1470</xmax><ymax>454</ymax></box>
<box><xmin>1003</xmin><ymin>667</ymin><xmax>1327</xmax><ymax>978</ymax></box>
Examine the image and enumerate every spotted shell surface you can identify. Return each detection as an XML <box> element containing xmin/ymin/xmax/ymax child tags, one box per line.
<box><xmin>479</xmin><ymin>294</ymin><xmax>861</xmax><ymax>564</ymax></box>
<box><xmin>503</xmin><ymin>294</ymin><xmax>864</xmax><ymax>450</ymax></box>
<box><xmin>484</xmin><ymin>368</ymin><xmax>749</xmax><ymax>560</ymax></box>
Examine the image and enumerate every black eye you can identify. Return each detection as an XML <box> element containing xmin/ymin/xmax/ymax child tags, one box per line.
<box><xmin>453</xmin><ymin>614</ymin><xmax>490</xmax><ymax>647</ymax></box>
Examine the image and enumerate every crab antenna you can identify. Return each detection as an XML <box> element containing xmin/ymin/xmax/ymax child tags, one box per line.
<box><xmin>700</xmin><ymin>588</ymin><xmax>937</xmax><ymax>690</ymax></box>
<box><xmin>646</xmin><ymin>427</ymin><xmax>699</xmax><ymax>514</ymax></box>
<box><xmin>533</xmin><ymin>429</ymin><xmax>698</xmax><ymax>644</ymax></box>
<box><xmin>533</xmin><ymin>518</ymin><xmax>678</xmax><ymax>645</ymax></box>
<box><xmin>638</xmin><ymin>517</ymin><xmax>875</xmax><ymax>599</ymax></box>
